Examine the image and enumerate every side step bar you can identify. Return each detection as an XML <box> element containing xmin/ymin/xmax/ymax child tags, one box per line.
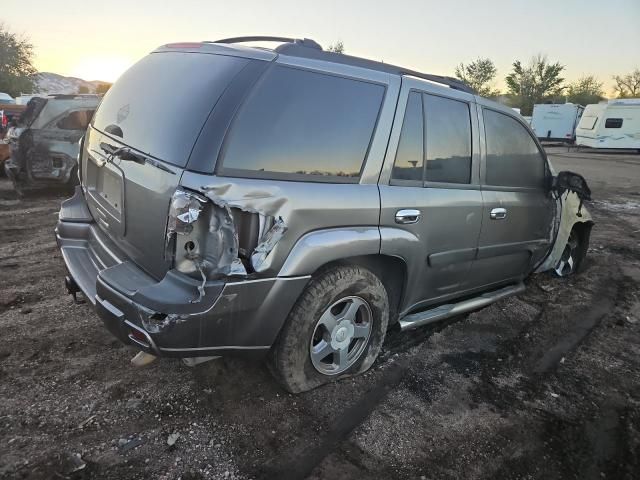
<box><xmin>398</xmin><ymin>283</ymin><xmax>526</xmax><ymax>331</ymax></box>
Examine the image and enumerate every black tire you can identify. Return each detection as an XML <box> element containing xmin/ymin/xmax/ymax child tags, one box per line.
<box><xmin>269</xmin><ymin>265</ymin><xmax>389</xmax><ymax>393</ymax></box>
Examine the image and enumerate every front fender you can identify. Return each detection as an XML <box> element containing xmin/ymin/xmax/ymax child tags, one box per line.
<box><xmin>536</xmin><ymin>191</ymin><xmax>593</xmax><ymax>273</ymax></box>
<box><xmin>278</xmin><ymin>227</ymin><xmax>381</xmax><ymax>277</ymax></box>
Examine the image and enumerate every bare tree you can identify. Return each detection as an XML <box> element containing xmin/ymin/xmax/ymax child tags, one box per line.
<box><xmin>612</xmin><ymin>69</ymin><xmax>640</xmax><ymax>98</ymax></box>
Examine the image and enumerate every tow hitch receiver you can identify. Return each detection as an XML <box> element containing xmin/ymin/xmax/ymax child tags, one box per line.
<box><xmin>65</xmin><ymin>275</ymin><xmax>84</xmax><ymax>304</ymax></box>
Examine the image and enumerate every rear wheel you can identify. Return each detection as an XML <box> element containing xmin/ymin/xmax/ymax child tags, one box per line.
<box><xmin>269</xmin><ymin>265</ymin><xmax>389</xmax><ymax>393</ymax></box>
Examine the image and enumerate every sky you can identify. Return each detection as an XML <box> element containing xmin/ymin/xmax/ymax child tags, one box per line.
<box><xmin>3</xmin><ymin>0</ymin><xmax>639</xmax><ymax>95</ymax></box>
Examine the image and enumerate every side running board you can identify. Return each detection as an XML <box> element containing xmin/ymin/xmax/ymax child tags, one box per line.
<box><xmin>398</xmin><ymin>283</ymin><xmax>526</xmax><ymax>331</ymax></box>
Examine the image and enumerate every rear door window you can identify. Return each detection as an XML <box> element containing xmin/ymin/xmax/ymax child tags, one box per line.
<box><xmin>92</xmin><ymin>52</ymin><xmax>249</xmax><ymax>167</ymax></box>
<box><xmin>391</xmin><ymin>91</ymin><xmax>424</xmax><ymax>182</ymax></box>
<box><xmin>424</xmin><ymin>94</ymin><xmax>472</xmax><ymax>184</ymax></box>
<box><xmin>484</xmin><ymin>109</ymin><xmax>546</xmax><ymax>189</ymax></box>
<box><xmin>219</xmin><ymin>65</ymin><xmax>385</xmax><ymax>182</ymax></box>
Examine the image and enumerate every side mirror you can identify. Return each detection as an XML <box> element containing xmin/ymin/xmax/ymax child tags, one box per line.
<box><xmin>551</xmin><ymin>170</ymin><xmax>592</xmax><ymax>216</ymax></box>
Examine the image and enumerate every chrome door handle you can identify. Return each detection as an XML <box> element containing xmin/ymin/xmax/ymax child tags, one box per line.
<box><xmin>395</xmin><ymin>209</ymin><xmax>421</xmax><ymax>224</ymax></box>
<box><xmin>490</xmin><ymin>207</ymin><xmax>507</xmax><ymax>220</ymax></box>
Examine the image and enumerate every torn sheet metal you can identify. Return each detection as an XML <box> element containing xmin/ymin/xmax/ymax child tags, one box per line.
<box><xmin>251</xmin><ymin>217</ymin><xmax>288</xmax><ymax>272</ymax></box>
<box><xmin>536</xmin><ymin>190</ymin><xmax>593</xmax><ymax>273</ymax></box>
<box><xmin>166</xmin><ymin>187</ymin><xmax>288</xmax><ymax>303</ymax></box>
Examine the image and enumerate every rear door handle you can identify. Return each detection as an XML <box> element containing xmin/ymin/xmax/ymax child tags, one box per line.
<box><xmin>490</xmin><ymin>207</ymin><xmax>507</xmax><ymax>220</ymax></box>
<box><xmin>395</xmin><ymin>209</ymin><xmax>421</xmax><ymax>224</ymax></box>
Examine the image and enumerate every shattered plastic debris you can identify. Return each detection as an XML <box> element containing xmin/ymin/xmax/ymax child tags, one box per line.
<box><xmin>167</xmin><ymin>190</ymin><xmax>205</xmax><ymax>238</ymax></box>
<box><xmin>130</xmin><ymin>351</ymin><xmax>157</xmax><ymax>367</ymax></box>
<box><xmin>167</xmin><ymin>432</ymin><xmax>180</xmax><ymax>447</ymax></box>
<box><xmin>61</xmin><ymin>453</ymin><xmax>86</xmax><ymax>474</ymax></box>
<box><xmin>119</xmin><ymin>437</ymin><xmax>145</xmax><ymax>453</ymax></box>
<box><xmin>177</xmin><ymin>207</ymin><xmax>201</xmax><ymax>224</ymax></box>
<box><xmin>251</xmin><ymin>217</ymin><xmax>288</xmax><ymax>272</ymax></box>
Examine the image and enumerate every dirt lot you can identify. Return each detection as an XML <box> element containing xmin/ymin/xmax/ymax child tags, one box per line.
<box><xmin>1</xmin><ymin>148</ymin><xmax>639</xmax><ymax>480</ymax></box>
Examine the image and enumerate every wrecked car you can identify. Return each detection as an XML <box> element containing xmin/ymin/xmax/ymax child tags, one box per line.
<box><xmin>5</xmin><ymin>95</ymin><xmax>100</xmax><ymax>191</ymax></box>
<box><xmin>55</xmin><ymin>37</ymin><xmax>593</xmax><ymax>393</ymax></box>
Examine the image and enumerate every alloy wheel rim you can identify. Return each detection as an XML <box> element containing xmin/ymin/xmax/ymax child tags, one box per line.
<box><xmin>309</xmin><ymin>296</ymin><xmax>373</xmax><ymax>376</ymax></box>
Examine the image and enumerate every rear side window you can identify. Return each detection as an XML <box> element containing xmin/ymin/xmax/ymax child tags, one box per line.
<box><xmin>92</xmin><ymin>52</ymin><xmax>249</xmax><ymax>167</ymax></box>
<box><xmin>219</xmin><ymin>65</ymin><xmax>385</xmax><ymax>181</ymax></box>
<box><xmin>604</xmin><ymin>118</ymin><xmax>623</xmax><ymax>128</ymax></box>
<box><xmin>391</xmin><ymin>92</ymin><xmax>424</xmax><ymax>182</ymax></box>
<box><xmin>484</xmin><ymin>109</ymin><xmax>545</xmax><ymax>188</ymax></box>
<box><xmin>424</xmin><ymin>94</ymin><xmax>471</xmax><ymax>184</ymax></box>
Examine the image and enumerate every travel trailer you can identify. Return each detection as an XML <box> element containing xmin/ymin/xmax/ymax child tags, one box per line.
<box><xmin>575</xmin><ymin>99</ymin><xmax>640</xmax><ymax>150</ymax></box>
<box><xmin>531</xmin><ymin>103</ymin><xmax>584</xmax><ymax>142</ymax></box>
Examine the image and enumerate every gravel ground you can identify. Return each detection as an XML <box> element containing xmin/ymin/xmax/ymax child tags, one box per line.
<box><xmin>0</xmin><ymin>148</ymin><xmax>639</xmax><ymax>480</ymax></box>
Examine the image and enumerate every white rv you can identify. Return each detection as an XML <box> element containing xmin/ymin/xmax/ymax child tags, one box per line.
<box><xmin>531</xmin><ymin>103</ymin><xmax>584</xmax><ymax>142</ymax></box>
<box><xmin>575</xmin><ymin>99</ymin><xmax>640</xmax><ymax>150</ymax></box>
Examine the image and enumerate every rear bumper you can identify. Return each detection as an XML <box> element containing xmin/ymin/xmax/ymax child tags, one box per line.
<box><xmin>56</xmin><ymin>187</ymin><xmax>310</xmax><ymax>358</ymax></box>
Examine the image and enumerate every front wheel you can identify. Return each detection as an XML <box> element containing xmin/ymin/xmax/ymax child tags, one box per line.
<box><xmin>269</xmin><ymin>265</ymin><xmax>389</xmax><ymax>393</ymax></box>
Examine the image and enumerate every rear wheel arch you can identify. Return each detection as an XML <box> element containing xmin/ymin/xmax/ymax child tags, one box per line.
<box><xmin>310</xmin><ymin>254</ymin><xmax>407</xmax><ymax>325</ymax></box>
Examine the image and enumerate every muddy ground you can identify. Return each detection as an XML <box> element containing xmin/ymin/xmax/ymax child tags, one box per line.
<box><xmin>0</xmin><ymin>147</ymin><xmax>639</xmax><ymax>480</ymax></box>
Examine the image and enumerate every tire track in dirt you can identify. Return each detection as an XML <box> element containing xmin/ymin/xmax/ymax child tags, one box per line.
<box><xmin>259</xmin><ymin>360</ymin><xmax>408</xmax><ymax>480</ymax></box>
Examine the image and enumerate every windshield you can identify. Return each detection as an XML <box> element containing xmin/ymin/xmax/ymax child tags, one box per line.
<box><xmin>92</xmin><ymin>52</ymin><xmax>250</xmax><ymax>167</ymax></box>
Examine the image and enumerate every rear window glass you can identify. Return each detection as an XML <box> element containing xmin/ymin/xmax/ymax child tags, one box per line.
<box><xmin>92</xmin><ymin>52</ymin><xmax>249</xmax><ymax>167</ymax></box>
<box><xmin>219</xmin><ymin>65</ymin><xmax>385</xmax><ymax>181</ymax></box>
<box><xmin>604</xmin><ymin>118</ymin><xmax>623</xmax><ymax>128</ymax></box>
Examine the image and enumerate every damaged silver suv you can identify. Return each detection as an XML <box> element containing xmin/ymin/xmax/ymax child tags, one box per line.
<box><xmin>56</xmin><ymin>37</ymin><xmax>593</xmax><ymax>393</ymax></box>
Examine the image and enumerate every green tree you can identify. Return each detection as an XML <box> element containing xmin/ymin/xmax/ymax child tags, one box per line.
<box><xmin>77</xmin><ymin>85</ymin><xmax>89</xmax><ymax>94</ymax></box>
<box><xmin>505</xmin><ymin>54</ymin><xmax>565</xmax><ymax>115</ymax></box>
<box><xmin>454</xmin><ymin>58</ymin><xmax>499</xmax><ymax>97</ymax></box>
<box><xmin>0</xmin><ymin>24</ymin><xmax>37</xmax><ymax>97</ymax></box>
<box><xmin>565</xmin><ymin>76</ymin><xmax>605</xmax><ymax>105</ymax></box>
<box><xmin>327</xmin><ymin>41</ymin><xmax>344</xmax><ymax>54</ymax></box>
<box><xmin>612</xmin><ymin>69</ymin><xmax>640</xmax><ymax>98</ymax></box>
<box><xmin>95</xmin><ymin>83</ymin><xmax>112</xmax><ymax>94</ymax></box>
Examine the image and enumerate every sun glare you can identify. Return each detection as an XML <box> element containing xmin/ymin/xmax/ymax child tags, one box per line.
<box><xmin>69</xmin><ymin>56</ymin><xmax>133</xmax><ymax>83</ymax></box>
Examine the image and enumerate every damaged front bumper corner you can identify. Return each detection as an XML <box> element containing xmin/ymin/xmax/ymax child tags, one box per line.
<box><xmin>56</xmin><ymin>187</ymin><xmax>310</xmax><ymax>358</ymax></box>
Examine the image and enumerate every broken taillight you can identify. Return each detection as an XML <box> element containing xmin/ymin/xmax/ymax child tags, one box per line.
<box><xmin>165</xmin><ymin>188</ymin><xmax>246</xmax><ymax>301</ymax></box>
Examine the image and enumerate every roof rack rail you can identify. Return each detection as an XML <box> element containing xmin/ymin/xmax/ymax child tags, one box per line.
<box><xmin>399</xmin><ymin>70</ymin><xmax>474</xmax><ymax>94</ymax></box>
<box><xmin>208</xmin><ymin>35</ymin><xmax>474</xmax><ymax>94</ymax></box>
<box><xmin>209</xmin><ymin>36</ymin><xmax>322</xmax><ymax>50</ymax></box>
